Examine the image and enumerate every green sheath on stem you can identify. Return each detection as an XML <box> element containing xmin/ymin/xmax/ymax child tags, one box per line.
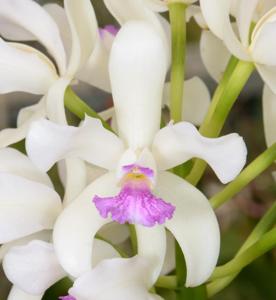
<box><xmin>64</xmin><ymin>87</ymin><xmax>113</xmax><ymax>132</ymax></box>
<box><xmin>186</xmin><ymin>60</ymin><xmax>255</xmax><ymax>185</ymax></box>
<box><xmin>169</xmin><ymin>2</ymin><xmax>187</xmax><ymax>123</ymax></box>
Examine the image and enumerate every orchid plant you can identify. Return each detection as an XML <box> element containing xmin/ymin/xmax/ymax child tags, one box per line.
<box><xmin>0</xmin><ymin>0</ymin><xmax>276</xmax><ymax>300</ymax></box>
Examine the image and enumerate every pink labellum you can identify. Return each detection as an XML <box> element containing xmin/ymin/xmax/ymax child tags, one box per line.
<box><xmin>93</xmin><ymin>165</ymin><xmax>175</xmax><ymax>227</ymax></box>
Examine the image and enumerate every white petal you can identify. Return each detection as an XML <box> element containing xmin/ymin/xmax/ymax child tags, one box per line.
<box><xmin>0</xmin><ymin>0</ymin><xmax>66</xmax><ymax>75</ymax></box>
<box><xmin>43</xmin><ymin>3</ymin><xmax>71</xmax><ymax>60</ymax></box>
<box><xmin>8</xmin><ymin>286</ymin><xmax>42</xmax><ymax>300</ymax></box>
<box><xmin>3</xmin><ymin>241</ymin><xmax>66</xmax><ymax>295</ymax></box>
<box><xmin>163</xmin><ymin>77</ymin><xmax>210</xmax><ymax>125</ymax></box>
<box><xmin>77</xmin><ymin>39</ymin><xmax>111</xmax><ymax>92</ymax></box>
<box><xmin>26</xmin><ymin>116</ymin><xmax>124</xmax><ymax>172</ymax></box>
<box><xmin>69</xmin><ymin>257</ymin><xmax>155</xmax><ymax>300</ymax></box>
<box><xmin>200</xmin><ymin>0</ymin><xmax>250</xmax><ymax>60</ymax></box>
<box><xmin>156</xmin><ymin>171</ymin><xmax>220</xmax><ymax>287</ymax></box>
<box><xmin>65</xmin><ymin>0</ymin><xmax>98</xmax><ymax>76</ymax></box>
<box><xmin>0</xmin><ymin>147</ymin><xmax>52</xmax><ymax>187</ymax></box>
<box><xmin>152</xmin><ymin>122</ymin><xmax>247</xmax><ymax>183</ymax></box>
<box><xmin>200</xmin><ymin>30</ymin><xmax>231</xmax><ymax>82</ymax></box>
<box><xmin>53</xmin><ymin>172</ymin><xmax>118</xmax><ymax>277</ymax></box>
<box><xmin>0</xmin><ymin>230</ymin><xmax>51</xmax><ymax>262</ymax></box>
<box><xmin>63</xmin><ymin>158</ymin><xmax>87</xmax><ymax>207</ymax></box>
<box><xmin>199</xmin><ymin>0</ymin><xmax>231</xmax><ymax>40</ymax></box>
<box><xmin>109</xmin><ymin>21</ymin><xmax>167</xmax><ymax>148</ymax></box>
<box><xmin>136</xmin><ymin>225</ymin><xmax>167</xmax><ymax>285</ymax></box>
<box><xmin>0</xmin><ymin>99</ymin><xmax>46</xmax><ymax>149</ymax></box>
<box><xmin>186</xmin><ymin>5</ymin><xmax>208</xmax><ymax>29</ymax></box>
<box><xmin>262</xmin><ymin>84</ymin><xmax>276</xmax><ymax>147</ymax></box>
<box><xmin>161</xmin><ymin>231</ymin><xmax>175</xmax><ymax>275</ymax></box>
<box><xmin>251</xmin><ymin>7</ymin><xmax>276</xmax><ymax>66</ymax></box>
<box><xmin>236</xmin><ymin>0</ymin><xmax>259</xmax><ymax>47</ymax></box>
<box><xmin>17</xmin><ymin>99</ymin><xmax>45</xmax><ymax>127</ymax></box>
<box><xmin>103</xmin><ymin>0</ymin><xmax>170</xmax><ymax>65</ymax></box>
<box><xmin>0</xmin><ymin>40</ymin><xmax>57</xmax><ymax>94</ymax></box>
<box><xmin>0</xmin><ymin>173</ymin><xmax>62</xmax><ymax>243</ymax></box>
<box><xmin>255</xmin><ymin>63</ymin><xmax>276</xmax><ymax>94</ymax></box>
<box><xmin>143</xmin><ymin>0</ymin><xmax>168</xmax><ymax>12</ymax></box>
<box><xmin>45</xmin><ymin>77</ymin><xmax>70</xmax><ymax>124</ymax></box>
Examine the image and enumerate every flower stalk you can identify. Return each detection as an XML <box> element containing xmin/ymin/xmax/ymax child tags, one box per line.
<box><xmin>169</xmin><ymin>2</ymin><xmax>187</xmax><ymax>123</ymax></box>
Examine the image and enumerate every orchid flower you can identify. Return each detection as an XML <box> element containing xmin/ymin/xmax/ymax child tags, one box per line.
<box><xmin>104</xmin><ymin>0</ymin><xmax>211</xmax><ymax>126</ymax></box>
<box><xmin>199</xmin><ymin>0</ymin><xmax>276</xmax><ymax>92</ymax></box>
<box><xmin>0</xmin><ymin>0</ymin><xmax>111</xmax><ymax>147</ymax></box>
<box><xmin>3</xmin><ymin>239</ymin><xmax>120</xmax><ymax>300</ymax></box>
<box><xmin>26</xmin><ymin>21</ymin><xmax>247</xmax><ymax>287</ymax></box>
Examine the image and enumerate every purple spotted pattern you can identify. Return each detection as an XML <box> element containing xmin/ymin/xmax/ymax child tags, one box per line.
<box><xmin>93</xmin><ymin>164</ymin><xmax>175</xmax><ymax>227</ymax></box>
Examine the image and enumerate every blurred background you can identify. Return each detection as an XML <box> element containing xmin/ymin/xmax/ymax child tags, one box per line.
<box><xmin>0</xmin><ymin>1</ymin><xmax>275</xmax><ymax>299</ymax></box>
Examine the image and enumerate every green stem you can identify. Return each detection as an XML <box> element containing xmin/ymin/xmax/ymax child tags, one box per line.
<box><xmin>207</xmin><ymin>202</ymin><xmax>276</xmax><ymax>296</ymax></box>
<box><xmin>155</xmin><ymin>276</ymin><xmax>178</xmax><ymax>290</ymax></box>
<box><xmin>211</xmin><ymin>143</ymin><xmax>276</xmax><ymax>209</ymax></box>
<box><xmin>186</xmin><ymin>60</ymin><xmax>255</xmax><ymax>185</ymax></box>
<box><xmin>169</xmin><ymin>2</ymin><xmax>187</xmax><ymax>123</ymax></box>
<box><xmin>210</xmin><ymin>228</ymin><xmax>276</xmax><ymax>280</ymax></box>
<box><xmin>64</xmin><ymin>87</ymin><xmax>113</xmax><ymax>132</ymax></box>
<box><xmin>128</xmin><ymin>224</ymin><xmax>138</xmax><ymax>255</ymax></box>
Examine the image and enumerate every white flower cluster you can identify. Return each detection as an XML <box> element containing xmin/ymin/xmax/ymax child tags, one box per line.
<box><xmin>0</xmin><ymin>0</ymin><xmax>275</xmax><ymax>299</ymax></box>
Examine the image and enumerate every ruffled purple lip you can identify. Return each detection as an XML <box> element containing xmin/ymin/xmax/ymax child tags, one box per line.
<box><xmin>93</xmin><ymin>165</ymin><xmax>175</xmax><ymax>227</ymax></box>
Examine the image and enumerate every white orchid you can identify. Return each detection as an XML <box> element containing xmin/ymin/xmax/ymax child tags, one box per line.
<box><xmin>3</xmin><ymin>239</ymin><xmax>121</xmax><ymax>300</ymax></box>
<box><xmin>199</xmin><ymin>0</ymin><xmax>276</xmax><ymax>92</ymax></box>
<box><xmin>0</xmin><ymin>0</ymin><xmax>114</xmax><ymax>147</ymax></box>
<box><xmin>26</xmin><ymin>21</ymin><xmax>247</xmax><ymax>287</ymax></box>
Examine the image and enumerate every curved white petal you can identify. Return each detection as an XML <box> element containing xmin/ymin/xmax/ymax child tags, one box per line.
<box><xmin>236</xmin><ymin>0</ymin><xmax>259</xmax><ymax>47</ymax></box>
<box><xmin>3</xmin><ymin>240</ymin><xmax>66</xmax><ymax>295</ymax></box>
<box><xmin>152</xmin><ymin>122</ymin><xmax>247</xmax><ymax>183</ymax></box>
<box><xmin>8</xmin><ymin>286</ymin><xmax>42</xmax><ymax>300</ymax></box>
<box><xmin>156</xmin><ymin>172</ymin><xmax>220</xmax><ymax>287</ymax></box>
<box><xmin>200</xmin><ymin>0</ymin><xmax>249</xmax><ymax>60</ymax></box>
<box><xmin>45</xmin><ymin>77</ymin><xmax>70</xmax><ymax>124</ymax></box>
<box><xmin>69</xmin><ymin>257</ymin><xmax>156</xmax><ymax>300</ymax></box>
<box><xmin>262</xmin><ymin>84</ymin><xmax>276</xmax><ymax>147</ymax></box>
<box><xmin>104</xmin><ymin>0</ymin><xmax>167</xmax><ymax>40</ymax></box>
<box><xmin>63</xmin><ymin>158</ymin><xmax>87</xmax><ymax>206</ymax></box>
<box><xmin>251</xmin><ymin>8</ymin><xmax>276</xmax><ymax>66</ymax></box>
<box><xmin>0</xmin><ymin>147</ymin><xmax>52</xmax><ymax>187</ymax></box>
<box><xmin>142</xmin><ymin>0</ymin><xmax>168</xmax><ymax>12</ymax></box>
<box><xmin>0</xmin><ymin>99</ymin><xmax>46</xmax><ymax>149</ymax></box>
<box><xmin>199</xmin><ymin>0</ymin><xmax>231</xmax><ymax>40</ymax></box>
<box><xmin>0</xmin><ymin>40</ymin><xmax>57</xmax><ymax>94</ymax></box>
<box><xmin>161</xmin><ymin>231</ymin><xmax>175</xmax><ymax>275</ymax></box>
<box><xmin>65</xmin><ymin>0</ymin><xmax>98</xmax><ymax>76</ymax></box>
<box><xmin>44</xmin><ymin>3</ymin><xmax>71</xmax><ymax>60</ymax></box>
<box><xmin>200</xmin><ymin>30</ymin><xmax>231</xmax><ymax>82</ymax></box>
<box><xmin>109</xmin><ymin>21</ymin><xmax>167</xmax><ymax>148</ymax></box>
<box><xmin>0</xmin><ymin>0</ymin><xmax>66</xmax><ymax>75</ymax></box>
<box><xmin>0</xmin><ymin>173</ymin><xmax>62</xmax><ymax>243</ymax></box>
<box><xmin>26</xmin><ymin>116</ymin><xmax>124</xmax><ymax>172</ymax></box>
<box><xmin>163</xmin><ymin>77</ymin><xmax>210</xmax><ymax>125</ymax></box>
<box><xmin>186</xmin><ymin>5</ymin><xmax>208</xmax><ymax>29</ymax></box>
<box><xmin>92</xmin><ymin>239</ymin><xmax>121</xmax><ymax>266</ymax></box>
<box><xmin>0</xmin><ymin>230</ymin><xmax>51</xmax><ymax>262</ymax></box>
<box><xmin>77</xmin><ymin>39</ymin><xmax>111</xmax><ymax>92</ymax></box>
<box><xmin>53</xmin><ymin>172</ymin><xmax>118</xmax><ymax>277</ymax></box>
<box><xmin>256</xmin><ymin>63</ymin><xmax>276</xmax><ymax>94</ymax></box>
<box><xmin>136</xmin><ymin>225</ymin><xmax>166</xmax><ymax>285</ymax></box>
